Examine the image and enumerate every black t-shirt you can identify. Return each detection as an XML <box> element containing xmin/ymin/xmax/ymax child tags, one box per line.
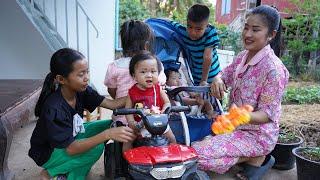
<box><xmin>28</xmin><ymin>86</ymin><xmax>104</xmax><ymax>166</ymax></box>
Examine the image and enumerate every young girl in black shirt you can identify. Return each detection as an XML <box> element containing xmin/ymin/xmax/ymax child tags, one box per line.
<box><xmin>29</xmin><ymin>48</ymin><xmax>135</xmax><ymax>180</ymax></box>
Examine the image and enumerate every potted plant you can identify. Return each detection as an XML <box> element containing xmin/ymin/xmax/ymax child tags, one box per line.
<box><xmin>292</xmin><ymin>147</ymin><xmax>320</xmax><ymax>180</ymax></box>
<box><xmin>271</xmin><ymin>131</ymin><xmax>304</xmax><ymax>170</ymax></box>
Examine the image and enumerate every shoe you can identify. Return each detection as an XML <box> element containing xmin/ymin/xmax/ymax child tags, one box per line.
<box><xmin>51</xmin><ymin>174</ymin><xmax>67</xmax><ymax>180</ymax></box>
<box><xmin>236</xmin><ymin>155</ymin><xmax>275</xmax><ymax>180</ymax></box>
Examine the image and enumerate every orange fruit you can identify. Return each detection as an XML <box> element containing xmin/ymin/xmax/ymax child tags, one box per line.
<box><xmin>220</xmin><ymin>118</ymin><xmax>235</xmax><ymax>132</ymax></box>
<box><xmin>237</xmin><ymin>111</ymin><xmax>251</xmax><ymax>124</ymax></box>
<box><xmin>231</xmin><ymin>118</ymin><xmax>240</xmax><ymax>127</ymax></box>
<box><xmin>212</xmin><ymin>121</ymin><xmax>224</xmax><ymax>135</ymax></box>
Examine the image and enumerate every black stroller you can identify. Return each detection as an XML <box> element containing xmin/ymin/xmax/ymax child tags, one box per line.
<box><xmin>145</xmin><ymin>18</ymin><xmax>223</xmax><ymax>146</ymax></box>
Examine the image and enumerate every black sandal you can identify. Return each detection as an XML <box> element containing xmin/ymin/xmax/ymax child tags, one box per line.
<box><xmin>235</xmin><ymin>155</ymin><xmax>275</xmax><ymax>180</ymax></box>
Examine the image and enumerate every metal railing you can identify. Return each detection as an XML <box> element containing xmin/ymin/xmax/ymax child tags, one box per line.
<box><xmin>27</xmin><ymin>0</ymin><xmax>99</xmax><ymax>63</ymax></box>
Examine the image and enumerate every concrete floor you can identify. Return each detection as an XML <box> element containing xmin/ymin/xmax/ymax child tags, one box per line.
<box><xmin>8</xmin><ymin>119</ymin><xmax>298</xmax><ymax>180</ymax></box>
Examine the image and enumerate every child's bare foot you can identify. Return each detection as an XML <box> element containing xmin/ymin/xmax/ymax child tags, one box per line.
<box><xmin>39</xmin><ymin>169</ymin><xmax>50</xmax><ymax>180</ymax></box>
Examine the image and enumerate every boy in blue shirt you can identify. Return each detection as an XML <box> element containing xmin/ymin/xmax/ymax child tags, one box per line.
<box><xmin>171</xmin><ymin>4</ymin><xmax>221</xmax><ymax>85</ymax></box>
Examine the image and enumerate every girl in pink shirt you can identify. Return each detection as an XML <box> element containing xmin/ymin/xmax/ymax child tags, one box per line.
<box><xmin>192</xmin><ymin>5</ymin><xmax>289</xmax><ymax>179</ymax></box>
<box><xmin>104</xmin><ymin>20</ymin><xmax>166</xmax><ymax>124</ymax></box>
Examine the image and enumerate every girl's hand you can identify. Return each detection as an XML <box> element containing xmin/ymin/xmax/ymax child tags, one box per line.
<box><xmin>105</xmin><ymin>126</ymin><xmax>136</xmax><ymax>142</ymax></box>
<box><xmin>128</xmin><ymin>120</ymin><xmax>141</xmax><ymax>135</ymax></box>
<box><xmin>210</xmin><ymin>76</ymin><xmax>227</xmax><ymax>100</ymax></box>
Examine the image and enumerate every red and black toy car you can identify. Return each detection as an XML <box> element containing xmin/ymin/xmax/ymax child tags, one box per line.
<box><xmin>105</xmin><ymin>106</ymin><xmax>209</xmax><ymax>180</ymax></box>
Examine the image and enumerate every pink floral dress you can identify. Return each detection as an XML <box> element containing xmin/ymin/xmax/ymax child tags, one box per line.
<box><xmin>191</xmin><ymin>45</ymin><xmax>289</xmax><ymax>174</ymax></box>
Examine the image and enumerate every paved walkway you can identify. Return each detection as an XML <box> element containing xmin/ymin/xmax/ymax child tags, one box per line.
<box><xmin>9</xmin><ymin>120</ymin><xmax>297</xmax><ymax>180</ymax></box>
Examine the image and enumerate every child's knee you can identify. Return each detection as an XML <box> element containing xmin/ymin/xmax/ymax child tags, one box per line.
<box><xmin>165</xmin><ymin>129</ymin><xmax>176</xmax><ymax>143</ymax></box>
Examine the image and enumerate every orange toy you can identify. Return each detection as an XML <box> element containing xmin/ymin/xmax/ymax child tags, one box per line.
<box><xmin>211</xmin><ymin>104</ymin><xmax>253</xmax><ymax>135</ymax></box>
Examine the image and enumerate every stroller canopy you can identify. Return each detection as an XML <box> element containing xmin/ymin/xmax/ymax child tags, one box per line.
<box><xmin>145</xmin><ymin>18</ymin><xmax>191</xmax><ymax>72</ymax></box>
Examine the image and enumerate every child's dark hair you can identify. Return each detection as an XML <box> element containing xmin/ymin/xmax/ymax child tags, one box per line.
<box><xmin>120</xmin><ymin>20</ymin><xmax>154</xmax><ymax>57</ymax></box>
<box><xmin>247</xmin><ymin>5</ymin><xmax>282</xmax><ymax>57</ymax></box>
<box><xmin>35</xmin><ymin>48</ymin><xmax>85</xmax><ymax>116</ymax></box>
<box><xmin>129</xmin><ymin>50</ymin><xmax>162</xmax><ymax>77</ymax></box>
<box><xmin>187</xmin><ymin>4</ymin><xmax>210</xmax><ymax>23</ymax></box>
<box><xmin>164</xmin><ymin>69</ymin><xmax>179</xmax><ymax>81</ymax></box>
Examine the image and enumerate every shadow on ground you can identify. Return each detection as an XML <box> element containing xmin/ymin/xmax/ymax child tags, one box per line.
<box><xmin>9</xmin><ymin>121</ymin><xmax>297</xmax><ymax>180</ymax></box>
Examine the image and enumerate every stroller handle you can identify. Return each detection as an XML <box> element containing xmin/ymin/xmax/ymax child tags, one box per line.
<box><xmin>166</xmin><ymin>86</ymin><xmax>210</xmax><ymax>98</ymax></box>
<box><xmin>164</xmin><ymin>106</ymin><xmax>191</xmax><ymax>114</ymax></box>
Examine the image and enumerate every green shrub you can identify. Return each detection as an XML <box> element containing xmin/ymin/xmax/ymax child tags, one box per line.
<box><xmin>283</xmin><ymin>86</ymin><xmax>320</xmax><ymax>104</ymax></box>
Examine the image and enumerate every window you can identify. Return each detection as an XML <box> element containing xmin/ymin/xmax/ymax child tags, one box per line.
<box><xmin>221</xmin><ymin>0</ymin><xmax>231</xmax><ymax>15</ymax></box>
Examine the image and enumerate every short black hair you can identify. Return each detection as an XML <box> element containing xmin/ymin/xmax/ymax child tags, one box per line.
<box><xmin>129</xmin><ymin>50</ymin><xmax>162</xmax><ymax>77</ymax></box>
<box><xmin>187</xmin><ymin>4</ymin><xmax>210</xmax><ymax>23</ymax></box>
<box><xmin>164</xmin><ymin>69</ymin><xmax>179</xmax><ymax>81</ymax></box>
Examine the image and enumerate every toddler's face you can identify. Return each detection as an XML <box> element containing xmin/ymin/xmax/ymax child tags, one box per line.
<box><xmin>187</xmin><ymin>20</ymin><xmax>208</xmax><ymax>40</ymax></box>
<box><xmin>133</xmin><ymin>58</ymin><xmax>159</xmax><ymax>89</ymax></box>
<box><xmin>166</xmin><ymin>71</ymin><xmax>181</xmax><ymax>87</ymax></box>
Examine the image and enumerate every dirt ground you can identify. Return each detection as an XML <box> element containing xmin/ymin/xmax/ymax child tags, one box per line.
<box><xmin>280</xmin><ymin>81</ymin><xmax>320</xmax><ymax>146</ymax></box>
<box><xmin>280</xmin><ymin>104</ymin><xmax>320</xmax><ymax>146</ymax></box>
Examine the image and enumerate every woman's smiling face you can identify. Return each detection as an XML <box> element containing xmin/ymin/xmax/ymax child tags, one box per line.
<box><xmin>242</xmin><ymin>14</ymin><xmax>271</xmax><ymax>54</ymax></box>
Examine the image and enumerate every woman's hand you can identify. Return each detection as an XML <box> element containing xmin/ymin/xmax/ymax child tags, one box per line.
<box><xmin>210</xmin><ymin>75</ymin><xmax>227</xmax><ymax>100</ymax></box>
<box><xmin>199</xmin><ymin>81</ymin><xmax>209</xmax><ymax>86</ymax></box>
<box><xmin>104</xmin><ymin>126</ymin><xmax>136</xmax><ymax>143</ymax></box>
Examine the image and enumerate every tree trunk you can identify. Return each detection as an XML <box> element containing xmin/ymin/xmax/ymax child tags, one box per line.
<box><xmin>293</xmin><ymin>53</ymin><xmax>301</xmax><ymax>75</ymax></box>
<box><xmin>149</xmin><ymin>0</ymin><xmax>157</xmax><ymax>16</ymax></box>
<box><xmin>308</xmin><ymin>22</ymin><xmax>319</xmax><ymax>73</ymax></box>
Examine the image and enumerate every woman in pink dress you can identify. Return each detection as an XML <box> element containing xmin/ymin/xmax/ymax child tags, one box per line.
<box><xmin>192</xmin><ymin>5</ymin><xmax>289</xmax><ymax>180</ymax></box>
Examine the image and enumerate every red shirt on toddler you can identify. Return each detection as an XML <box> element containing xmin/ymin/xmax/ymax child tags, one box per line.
<box><xmin>128</xmin><ymin>83</ymin><xmax>164</xmax><ymax>122</ymax></box>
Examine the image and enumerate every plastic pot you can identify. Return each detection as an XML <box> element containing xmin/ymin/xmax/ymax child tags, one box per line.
<box><xmin>271</xmin><ymin>135</ymin><xmax>304</xmax><ymax>170</ymax></box>
<box><xmin>292</xmin><ymin>147</ymin><xmax>320</xmax><ymax>180</ymax></box>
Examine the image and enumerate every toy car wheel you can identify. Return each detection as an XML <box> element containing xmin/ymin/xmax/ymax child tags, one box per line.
<box><xmin>192</xmin><ymin>170</ymin><xmax>210</xmax><ymax>180</ymax></box>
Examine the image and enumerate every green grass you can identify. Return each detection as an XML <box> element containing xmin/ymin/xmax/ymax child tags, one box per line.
<box><xmin>283</xmin><ymin>86</ymin><xmax>320</xmax><ymax>104</ymax></box>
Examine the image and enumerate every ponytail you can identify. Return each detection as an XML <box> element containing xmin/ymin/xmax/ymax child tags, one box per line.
<box><xmin>35</xmin><ymin>48</ymin><xmax>85</xmax><ymax>117</ymax></box>
<box><xmin>35</xmin><ymin>73</ymin><xmax>56</xmax><ymax>116</ymax></box>
<box><xmin>270</xmin><ymin>19</ymin><xmax>282</xmax><ymax>57</ymax></box>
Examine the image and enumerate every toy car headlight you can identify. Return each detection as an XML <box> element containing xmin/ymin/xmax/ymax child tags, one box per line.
<box><xmin>150</xmin><ymin>165</ymin><xmax>186</xmax><ymax>179</ymax></box>
<box><xmin>129</xmin><ymin>164</ymin><xmax>153</xmax><ymax>173</ymax></box>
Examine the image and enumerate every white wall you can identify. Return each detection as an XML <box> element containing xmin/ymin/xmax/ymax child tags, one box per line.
<box><xmin>0</xmin><ymin>0</ymin><xmax>52</xmax><ymax>79</ymax></box>
<box><xmin>36</xmin><ymin>0</ymin><xmax>116</xmax><ymax>94</ymax></box>
<box><xmin>78</xmin><ymin>0</ymin><xmax>116</xmax><ymax>95</ymax></box>
<box><xmin>217</xmin><ymin>49</ymin><xmax>235</xmax><ymax>69</ymax></box>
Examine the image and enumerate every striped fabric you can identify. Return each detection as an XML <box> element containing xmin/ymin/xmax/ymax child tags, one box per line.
<box><xmin>170</xmin><ymin>21</ymin><xmax>221</xmax><ymax>85</ymax></box>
